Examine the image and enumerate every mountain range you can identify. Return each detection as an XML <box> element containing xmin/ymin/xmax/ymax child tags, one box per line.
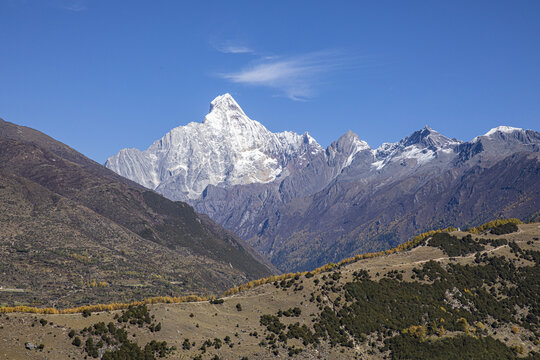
<box><xmin>106</xmin><ymin>94</ymin><xmax>540</xmax><ymax>272</ymax></box>
<box><xmin>0</xmin><ymin>118</ymin><xmax>275</xmax><ymax>307</ymax></box>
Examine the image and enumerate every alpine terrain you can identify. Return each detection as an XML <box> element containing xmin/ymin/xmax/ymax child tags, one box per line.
<box><xmin>106</xmin><ymin>94</ymin><xmax>540</xmax><ymax>271</ymax></box>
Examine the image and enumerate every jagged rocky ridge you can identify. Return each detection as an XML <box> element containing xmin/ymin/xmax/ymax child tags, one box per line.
<box><xmin>106</xmin><ymin>95</ymin><xmax>540</xmax><ymax>272</ymax></box>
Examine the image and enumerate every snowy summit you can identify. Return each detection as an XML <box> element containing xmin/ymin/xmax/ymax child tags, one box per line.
<box><xmin>105</xmin><ymin>94</ymin><xmax>321</xmax><ymax>200</ymax></box>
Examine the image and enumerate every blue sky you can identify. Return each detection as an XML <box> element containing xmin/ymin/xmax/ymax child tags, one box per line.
<box><xmin>1</xmin><ymin>0</ymin><xmax>539</xmax><ymax>163</ymax></box>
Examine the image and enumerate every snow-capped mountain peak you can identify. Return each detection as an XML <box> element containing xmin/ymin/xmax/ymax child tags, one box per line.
<box><xmin>105</xmin><ymin>94</ymin><xmax>321</xmax><ymax>200</ymax></box>
<box><xmin>210</xmin><ymin>93</ymin><xmax>242</xmax><ymax>110</ymax></box>
<box><xmin>202</xmin><ymin>93</ymin><xmax>252</xmax><ymax>130</ymax></box>
<box><xmin>484</xmin><ymin>125</ymin><xmax>523</xmax><ymax>137</ymax></box>
<box><xmin>371</xmin><ymin>126</ymin><xmax>462</xmax><ymax>170</ymax></box>
<box><xmin>323</xmin><ymin>130</ymin><xmax>372</xmax><ymax>170</ymax></box>
<box><xmin>333</xmin><ymin>130</ymin><xmax>371</xmax><ymax>152</ymax></box>
<box><xmin>400</xmin><ymin>126</ymin><xmax>459</xmax><ymax>149</ymax></box>
<box><xmin>207</xmin><ymin>93</ymin><xmax>247</xmax><ymax>118</ymax></box>
<box><xmin>471</xmin><ymin>126</ymin><xmax>526</xmax><ymax>143</ymax></box>
<box><xmin>465</xmin><ymin>126</ymin><xmax>539</xmax><ymax>161</ymax></box>
<box><xmin>105</xmin><ymin>91</ymin><xmax>538</xmax><ymax>221</ymax></box>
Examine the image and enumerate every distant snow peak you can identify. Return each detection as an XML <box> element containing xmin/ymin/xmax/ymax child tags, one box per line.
<box><xmin>471</xmin><ymin>126</ymin><xmax>524</xmax><ymax>143</ymax></box>
<box><xmin>334</xmin><ymin>130</ymin><xmax>371</xmax><ymax>168</ymax></box>
<box><xmin>401</xmin><ymin>126</ymin><xmax>456</xmax><ymax>148</ymax></box>
<box><xmin>372</xmin><ymin>126</ymin><xmax>462</xmax><ymax>170</ymax></box>
<box><xmin>335</xmin><ymin>130</ymin><xmax>370</xmax><ymax>151</ymax></box>
<box><xmin>484</xmin><ymin>126</ymin><xmax>523</xmax><ymax>137</ymax></box>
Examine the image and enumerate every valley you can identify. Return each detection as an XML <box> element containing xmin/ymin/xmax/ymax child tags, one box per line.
<box><xmin>106</xmin><ymin>95</ymin><xmax>540</xmax><ymax>272</ymax></box>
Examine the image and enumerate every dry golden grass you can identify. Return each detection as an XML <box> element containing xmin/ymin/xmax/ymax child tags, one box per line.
<box><xmin>1</xmin><ymin>222</ymin><xmax>538</xmax><ymax>359</ymax></box>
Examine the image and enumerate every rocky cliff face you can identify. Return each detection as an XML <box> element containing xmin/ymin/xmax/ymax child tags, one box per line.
<box><xmin>105</xmin><ymin>95</ymin><xmax>540</xmax><ymax>272</ymax></box>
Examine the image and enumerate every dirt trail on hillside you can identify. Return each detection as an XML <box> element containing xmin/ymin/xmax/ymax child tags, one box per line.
<box><xmin>405</xmin><ymin>244</ymin><xmax>508</xmax><ymax>266</ymax></box>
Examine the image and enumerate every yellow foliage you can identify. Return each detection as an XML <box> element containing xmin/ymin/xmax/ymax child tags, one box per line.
<box><xmin>221</xmin><ymin>273</ymin><xmax>304</xmax><ymax>297</ymax></box>
<box><xmin>438</xmin><ymin>326</ymin><xmax>446</xmax><ymax>336</ymax></box>
<box><xmin>87</xmin><ymin>279</ymin><xmax>108</xmax><ymax>288</ymax></box>
<box><xmin>403</xmin><ymin>325</ymin><xmax>427</xmax><ymax>339</ymax></box>
<box><xmin>457</xmin><ymin>317</ymin><xmax>469</xmax><ymax>333</ymax></box>
<box><xmin>222</xmin><ymin>225</ymin><xmax>460</xmax><ymax>297</ymax></box>
<box><xmin>466</xmin><ymin>218</ymin><xmax>522</xmax><ymax>234</ymax></box>
<box><xmin>0</xmin><ymin>294</ymin><xmax>208</xmax><ymax>315</ymax></box>
<box><xmin>512</xmin><ymin>325</ymin><xmax>520</xmax><ymax>334</ymax></box>
<box><xmin>512</xmin><ymin>345</ymin><xmax>525</xmax><ymax>355</ymax></box>
<box><xmin>0</xmin><ymin>306</ymin><xmax>59</xmax><ymax>315</ymax></box>
<box><xmin>70</xmin><ymin>253</ymin><xmax>90</xmax><ymax>263</ymax></box>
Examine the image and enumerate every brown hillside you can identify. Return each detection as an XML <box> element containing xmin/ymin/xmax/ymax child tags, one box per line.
<box><xmin>0</xmin><ymin>119</ymin><xmax>275</xmax><ymax>308</ymax></box>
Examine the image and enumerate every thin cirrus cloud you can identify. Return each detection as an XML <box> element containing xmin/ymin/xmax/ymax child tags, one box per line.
<box><xmin>219</xmin><ymin>50</ymin><xmax>353</xmax><ymax>101</ymax></box>
<box><xmin>211</xmin><ymin>40</ymin><xmax>255</xmax><ymax>54</ymax></box>
<box><xmin>218</xmin><ymin>45</ymin><xmax>254</xmax><ymax>54</ymax></box>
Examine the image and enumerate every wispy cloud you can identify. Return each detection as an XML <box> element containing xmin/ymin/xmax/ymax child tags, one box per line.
<box><xmin>211</xmin><ymin>40</ymin><xmax>254</xmax><ymax>54</ymax></box>
<box><xmin>220</xmin><ymin>50</ymin><xmax>353</xmax><ymax>101</ymax></box>
<box><xmin>218</xmin><ymin>45</ymin><xmax>254</xmax><ymax>54</ymax></box>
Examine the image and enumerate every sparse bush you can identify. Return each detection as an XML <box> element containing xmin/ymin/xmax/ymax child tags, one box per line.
<box><xmin>72</xmin><ymin>336</ymin><xmax>81</xmax><ymax>347</ymax></box>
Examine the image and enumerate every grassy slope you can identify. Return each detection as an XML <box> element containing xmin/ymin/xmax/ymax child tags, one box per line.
<box><xmin>1</xmin><ymin>223</ymin><xmax>538</xmax><ymax>359</ymax></box>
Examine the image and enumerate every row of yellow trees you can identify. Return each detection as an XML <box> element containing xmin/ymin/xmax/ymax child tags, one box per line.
<box><xmin>465</xmin><ymin>218</ymin><xmax>522</xmax><ymax>234</ymax></box>
<box><xmin>0</xmin><ymin>295</ymin><xmax>207</xmax><ymax>315</ymax></box>
<box><xmin>222</xmin><ymin>226</ymin><xmax>459</xmax><ymax>297</ymax></box>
